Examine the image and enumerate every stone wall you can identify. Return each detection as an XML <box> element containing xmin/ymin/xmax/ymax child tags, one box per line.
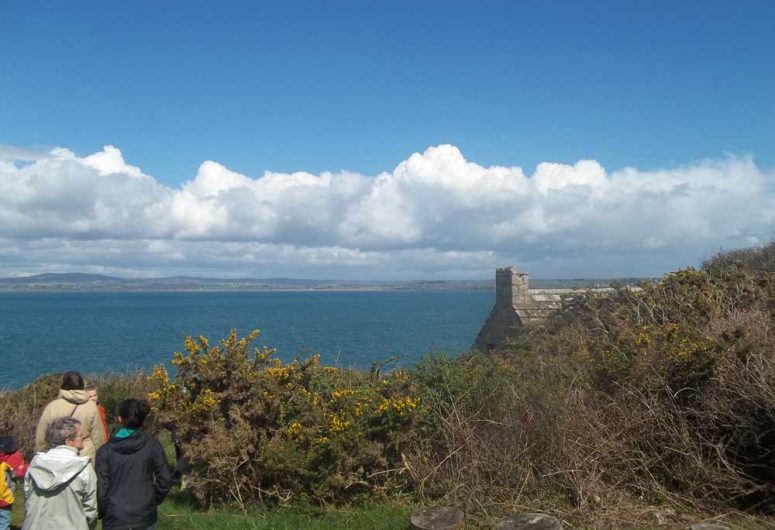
<box><xmin>472</xmin><ymin>266</ymin><xmax>580</xmax><ymax>352</ymax></box>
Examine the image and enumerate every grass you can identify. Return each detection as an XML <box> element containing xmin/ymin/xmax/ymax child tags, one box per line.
<box><xmin>10</xmin><ymin>485</ymin><xmax>411</xmax><ymax>530</ymax></box>
<box><xmin>158</xmin><ymin>492</ymin><xmax>411</xmax><ymax>529</ymax></box>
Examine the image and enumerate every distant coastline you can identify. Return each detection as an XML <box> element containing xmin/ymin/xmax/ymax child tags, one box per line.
<box><xmin>0</xmin><ymin>272</ymin><xmax>636</xmax><ymax>292</ymax></box>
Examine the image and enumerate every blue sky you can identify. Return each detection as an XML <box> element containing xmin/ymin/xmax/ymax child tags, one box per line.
<box><xmin>0</xmin><ymin>1</ymin><xmax>773</xmax><ymax>279</ymax></box>
<box><xmin>3</xmin><ymin>0</ymin><xmax>774</xmax><ymax>182</ymax></box>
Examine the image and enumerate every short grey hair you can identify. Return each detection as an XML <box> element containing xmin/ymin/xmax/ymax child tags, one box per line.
<box><xmin>45</xmin><ymin>417</ymin><xmax>82</xmax><ymax>448</ymax></box>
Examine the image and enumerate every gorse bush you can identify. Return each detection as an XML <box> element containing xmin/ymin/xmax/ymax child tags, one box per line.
<box><xmin>148</xmin><ymin>329</ymin><xmax>423</xmax><ymax>507</ymax></box>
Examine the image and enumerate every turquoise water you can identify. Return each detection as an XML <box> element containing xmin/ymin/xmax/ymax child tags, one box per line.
<box><xmin>0</xmin><ymin>290</ymin><xmax>493</xmax><ymax>388</ymax></box>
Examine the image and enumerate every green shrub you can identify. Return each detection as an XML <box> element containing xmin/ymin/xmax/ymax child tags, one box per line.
<box><xmin>148</xmin><ymin>329</ymin><xmax>424</xmax><ymax>508</ymax></box>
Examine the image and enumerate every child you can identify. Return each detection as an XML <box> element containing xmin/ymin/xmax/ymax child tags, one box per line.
<box><xmin>86</xmin><ymin>385</ymin><xmax>110</xmax><ymax>441</ymax></box>
<box><xmin>0</xmin><ymin>436</ymin><xmax>28</xmax><ymax>530</ymax></box>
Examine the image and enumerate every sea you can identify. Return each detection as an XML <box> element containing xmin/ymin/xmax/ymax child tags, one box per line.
<box><xmin>0</xmin><ymin>290</ymin><xmax>494</xmax><ymax>389</ymax></box>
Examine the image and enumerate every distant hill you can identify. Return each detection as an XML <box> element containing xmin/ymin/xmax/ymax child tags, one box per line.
<box><xmin>0</xmin><ymin>272</ymin><xmax>648</xmax><ymax>292</ymax></box>
<box><xmin>0</xmin><ymin>272</ymin><xmax>490</xmax><ymax>291</ymax></box>
<box><xmin>1</xmin><ymin>272</ymin><xmax>123</xmax><ymax>284</ymax></box>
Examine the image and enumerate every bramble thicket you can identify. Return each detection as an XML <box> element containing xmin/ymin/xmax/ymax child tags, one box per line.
<box><xmin>1</xmin><ymin>242</ymin><xmax>772</xmax><ymax>526</ymax></box>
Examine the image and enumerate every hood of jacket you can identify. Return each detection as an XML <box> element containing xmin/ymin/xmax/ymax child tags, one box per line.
<box><xmin>28</xmin><ymin>445</ymin><xmax>90</xmax><ymax>492</ymax></box>
<box><xmin>0</xmin><ymin>436</ymin><xmax>18</xmax><ymax>453</ymax></box>
<box><xmin>58</xmin><ymin>389</ymin><xmax>90</xmax><ymax>404</ymax></box>
<box><xmin>108</xmin><ymin>430</ymin><xmax>150</xmax><ymax>455</ymax></box>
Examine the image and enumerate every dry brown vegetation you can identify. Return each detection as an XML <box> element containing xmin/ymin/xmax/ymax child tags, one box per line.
<box><xmin>0</xmin><ymin>371</ymin><xmax>152</xmax><ymax>456</ymax></box>
<box><xmin>407</xmin><ymin>242</ymin><xmax>775</xmax><ymax>526</ymax></box>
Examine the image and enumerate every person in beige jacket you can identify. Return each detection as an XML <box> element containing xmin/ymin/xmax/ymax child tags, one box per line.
<box><xmin>35</xmin><ymin>372</ymin><xmax>106</xmax><ymax>461</ymax></box>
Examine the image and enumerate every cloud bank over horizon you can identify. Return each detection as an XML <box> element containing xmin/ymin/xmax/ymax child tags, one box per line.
<box><xmin>0</xmin><ymin>144</ymin><xmax>772</xmax><ymax>280</ymax></box>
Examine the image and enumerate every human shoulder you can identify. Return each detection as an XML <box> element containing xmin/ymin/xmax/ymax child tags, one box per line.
<box><xmin>41</xmin><ymin>397</ymin><xmax>62</xmax><ymax>413</ymax></box>
<box><xmin>81</xmin><ymin>399</ymin><xmax>99</xmax><ymax>415</ymax></box>
<box><xmin>38</xmin><ymin>398</ymin><xmax>61</xmax><ymax>422</ymax></box>
<box><xmin>72</xmin><ymin>399</ymin><xmax>99</xmax><ymax>424</ymax></box>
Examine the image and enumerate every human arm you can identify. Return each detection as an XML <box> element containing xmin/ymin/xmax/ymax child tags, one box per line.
<box><xmin>6</xmin><ymin>451</ymin><xmax>28</xmax><ymax>478</ymax></box>
<box><xmin>94</xmin><ymin>447</ymin><xmax>109</xmax><ymax>519</ymax></box>
<box><xmin>151</xmin><ymin>438</ymin><xmax>171</xmax><ymax>504</ymax></box>
<box><xmin>80</xmin><ymin>464</ymin><xmax>98</xmax><ymax>529</ymax></box>
<box><xmin>34</xmin><ymin>405</ymin><xmax>51</xmax><ymax>452</ymax></box>
<box><xmin>98</xmin><ymin>405</ymin><xmax>109</xmax><ymax>441</ymax></box>
<box><xmin>89</xmin><ymin>404</ymin><xmax>106</xmax><ymax>451</ymax></box>
<box><xmin>23</xmin><ymin>472</ymin><xmax>32</xmax><ymax>512</ymax></box>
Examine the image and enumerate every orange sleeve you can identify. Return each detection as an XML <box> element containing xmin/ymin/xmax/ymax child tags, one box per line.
<box><xmin>98</xmin><ymin>404</ymin><xmax>109</xmax><ymax>440</ymax></box>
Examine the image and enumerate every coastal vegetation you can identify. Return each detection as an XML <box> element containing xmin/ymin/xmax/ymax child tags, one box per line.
<box><xmin>1</xmin><ymin>242</ymin><xmax>772</xmax><ymax>528</ymax></box>
<box><xmin>147</xmin><ymin>330</ymin><xmax>421</xmax><ymax>507</ymax></box>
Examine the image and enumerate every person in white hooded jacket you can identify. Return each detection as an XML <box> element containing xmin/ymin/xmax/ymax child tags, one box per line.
<box><xmin>23</xmin><ymin>417</ymin><xmax>98</xmax><ymax>530</ymax></box>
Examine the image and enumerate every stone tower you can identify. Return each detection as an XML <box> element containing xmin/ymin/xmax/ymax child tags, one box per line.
<box><xmin>472</xmin><ymin>266</ymin><xmax>542</xmax><ymax>352</ymax></box>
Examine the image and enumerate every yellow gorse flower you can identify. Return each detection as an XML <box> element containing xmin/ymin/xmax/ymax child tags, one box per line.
<box><xmin>331</xmin><ymin>388</ymin><xmax>355</xmax><ymax>400</ymax></box>
<box><xmin>328</xmin><ymin>413</ymin><xmax>351</xmax><ymax>433</ymax></box>
<box><xmin>378</xmin><ymin>396</ymin><xmax>420</xmax><ymax>415</ymax></box>
<box><xmin>265</xmin><ymin>366</ymin><xmax>291</xmax><ymax>379</ymax></box>
<box><xmin>191</xmin><ymin>388</ymin><xmax>220</xmax><ymax>414</ymax></box>
<box><xmin>287</xmin><ymin>421</ymin><xmax>303</xmax><ymax>438</ymax></box>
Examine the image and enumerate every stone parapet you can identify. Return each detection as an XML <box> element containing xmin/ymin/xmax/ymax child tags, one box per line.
<box><xmin>473</xmin><ymin>267</ymin><xmax>593</xmax><ymax>351</ymax></box>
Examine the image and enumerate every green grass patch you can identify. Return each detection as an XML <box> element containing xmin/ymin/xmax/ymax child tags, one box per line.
<box><xmin>158</xmin><ymin>491</ymin><xmax>411</xmax><ymax>530</ymax></box>
<box><xmin>10</xmin><ymin>486</ymin><xmax>411</xmax><ymax>530</ymax></box>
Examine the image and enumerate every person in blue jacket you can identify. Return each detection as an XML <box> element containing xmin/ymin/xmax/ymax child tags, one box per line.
<box><xmin>95</xmin><ymin>399</ymin><xmax>171</xmax><ymax>530</ymax></box>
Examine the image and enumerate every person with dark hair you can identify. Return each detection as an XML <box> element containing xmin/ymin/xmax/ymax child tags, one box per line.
<box><xmin>95</xmin><ymin>399</ymin><xmax>170</xmax><ymax>530</ymax></box>
<box><xmin>22</xmin><ymin>417</ymin><xmax>98</xmax><ymax>530</ymax></box>
<box><xmin>0</xmin><ymin>436</ymin><xmax>28</xmax><ymax>530</ymax></box>
<box><xmin>61</xmin><ymin>370</ymin><xmax>85</xmax><ymax>390</ymax></box>
<box><xmin>35</xmin><ymin>371</ymin><xmax>106</xmax><ymax>460</ymax></box>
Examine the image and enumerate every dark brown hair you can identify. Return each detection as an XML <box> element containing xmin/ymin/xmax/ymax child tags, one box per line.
<box><xmin>61</xmin><ymin>371</ymin><xmax>85</xmax><ymax>390</ymax></box>
<box><xmin>118</xmin><ymin>398</ymin><xmax>151</xmax><ymax>429</ymax></box>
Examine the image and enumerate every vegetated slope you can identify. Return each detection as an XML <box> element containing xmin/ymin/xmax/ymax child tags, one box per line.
<box><xmin>411</xmin><ymin>241</ymin><xmax>774</xmax><ymax>522</ymax></box>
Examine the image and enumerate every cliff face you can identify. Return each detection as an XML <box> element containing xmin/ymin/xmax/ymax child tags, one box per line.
<box><xmin>472</xmin><ymin>267</ymin><xmax>576</xmax><ymax>352</ymax></box>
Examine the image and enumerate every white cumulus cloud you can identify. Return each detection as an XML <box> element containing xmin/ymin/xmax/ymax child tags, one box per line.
<box><xmin>0</xmin><ymin>144</ymin><xmax>771</xmax><ymax>279</ymax></box>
